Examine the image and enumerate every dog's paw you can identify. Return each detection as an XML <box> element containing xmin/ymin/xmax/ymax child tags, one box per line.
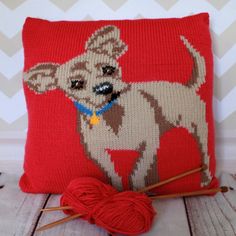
<box><xmin>200</xmin><ymin>169</ymin><xmax>213</xmax><ymax>187</ymax></box>
<box><xmin>111</xmin><ymin>176</ymin><xmax>123</xmax><ymax>191</ymax></box>
<box><xmin>200</xmin><ymin>180</ymin><xmax>210</xmax><ymax>187</ymax></box>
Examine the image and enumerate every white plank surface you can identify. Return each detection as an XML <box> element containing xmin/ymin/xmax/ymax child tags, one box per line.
<box><xmin>185</xmin><ymin>172</ymin><xmax>236</xmax><ymax>236</ymax></box>
<box><xmin>0</xmin><ymin>171</ymin><xmax>48</xmax><ymax>236</ymax></box>
<box><xmin>144</xmin><ymin>198</ymin><xmax>190</xmax><ymax>236</ymax></box>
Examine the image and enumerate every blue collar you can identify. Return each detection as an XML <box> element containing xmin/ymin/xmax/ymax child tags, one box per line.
<box><xmin>74</xmin><ymin>99</ymin><xmax>118</xmax><ymax>117</ymax></box>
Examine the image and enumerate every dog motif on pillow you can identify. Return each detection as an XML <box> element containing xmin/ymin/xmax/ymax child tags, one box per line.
<box><xmin>24</xmin><ymin>25</ymin><xmax>212</xmax><ymax>190</ymax></box>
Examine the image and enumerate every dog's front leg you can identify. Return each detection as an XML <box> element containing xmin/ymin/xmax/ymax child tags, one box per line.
<box><xmin>89</xmin><ymin>147</ymin><xmax>123</xmax><ymax>190</ymax></box>
<box><xmin>130</xmin><ymin>140</ymin><xmax>159</xmax><ymax>190</ymax></box>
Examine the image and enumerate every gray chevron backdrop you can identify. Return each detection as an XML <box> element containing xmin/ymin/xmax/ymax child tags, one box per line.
<box><xmin>0</xmin><ymin>0</ymin><xmax>236</xmax><ymax>138</ymax></box>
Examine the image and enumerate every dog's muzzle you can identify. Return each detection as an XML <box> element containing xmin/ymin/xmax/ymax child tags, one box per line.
<box><xmin>93</xmin><ymin>82</ymin><xmax>113</xmax><ymax>95</ymax></box>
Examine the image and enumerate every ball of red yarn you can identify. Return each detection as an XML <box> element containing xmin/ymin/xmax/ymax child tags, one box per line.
<box><xmin>92</xmin><ymin>191</ymin><xmax>155</xmax><ymax>235</ymax></box>
<box><xmin>60</xmin><ymin>177</ymin><xmax>156</xmax><ymax>235</ymax></box>
<box><xmin>60</xmin><ymin>177</ymin><xmax>118</xmax><ymax>221</ymax></box>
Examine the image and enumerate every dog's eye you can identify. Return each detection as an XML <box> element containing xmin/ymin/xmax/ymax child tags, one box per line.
<box><xmin>102</xmin><ymin>65</ymin><xmax>116</xmax><ymax>76</ymax></box>
<box><xmin>71</xmin><ymin>80</ymin><xmax>84</xmax><ymax>90</ymax></box>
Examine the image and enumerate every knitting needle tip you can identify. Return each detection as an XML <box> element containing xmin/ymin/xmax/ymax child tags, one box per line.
<box><xmin>40</xmin><ymin>205</ymin><xmax>72</xmax><ymax>212</ymax></box>
<box><xmin>221</xmin><ymin>186</ymin><xmax>228</xmax><ymax>193</ymax></box>
<box><xmin>36</xmin><ymin>213</ymin><xmax>82</xmax><ymax>232</ymax></box>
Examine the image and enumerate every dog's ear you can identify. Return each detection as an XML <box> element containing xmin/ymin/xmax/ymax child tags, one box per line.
<box><xmin>24</xmin><ymin>63</ymin><xmax>59</xmax><ymax>94</ymax></box>
<box><xmin>85</xmin><ymin>25</ymin><xmax>127</xmax><ymax>59</ymax></box>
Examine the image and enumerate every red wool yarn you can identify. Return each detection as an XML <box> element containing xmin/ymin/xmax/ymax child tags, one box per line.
<box><xmin>60</xmin><ymin>177</ymin><xmax>118</xmax><ymax>220</ymax></box>
<box><xmin>60</xmin><ymin>177</ymin><xmax>156</xmax><ymax>235</ymax></box>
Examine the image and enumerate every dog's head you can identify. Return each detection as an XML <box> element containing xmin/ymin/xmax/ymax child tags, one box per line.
<box><xmin>24</xmin><ymin>25</ymin><xmax>128</xmax><ymax>109</ymax></box>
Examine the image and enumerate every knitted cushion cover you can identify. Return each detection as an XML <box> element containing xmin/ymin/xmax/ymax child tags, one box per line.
<box><xmin>20</xmin><ymin>13</ymin><xmax>218</xmax><ymax>194</ymax></box>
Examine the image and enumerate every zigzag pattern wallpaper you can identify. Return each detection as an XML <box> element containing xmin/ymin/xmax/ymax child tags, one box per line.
<box><xmin>0</xmin><ymin>0</ymin><xmax>236</xmax><ymax>138</ymax></box>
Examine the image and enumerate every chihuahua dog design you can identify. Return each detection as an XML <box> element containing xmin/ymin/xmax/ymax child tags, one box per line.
<box><xmin>24</xmin><ymin>25</ymin><xmax>212</xmax><ymax>190</ymax></box>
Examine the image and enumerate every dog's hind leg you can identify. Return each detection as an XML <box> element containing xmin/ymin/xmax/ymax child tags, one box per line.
<box><xmin>189</xmin><ymin>122</ymin><xmax>212</xmax><ymax>186</ymax></box>
<box><xmin>179</xmin><ymin>115</ymin><xmax>212</xmax><ymax>186</ymax></box>
<box><xmin>130</xmin><ymin>140</ymin><xmax>159</xmax><ymax>190</ymax></box>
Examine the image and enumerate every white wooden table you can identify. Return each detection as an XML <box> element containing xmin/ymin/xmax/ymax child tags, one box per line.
<box><xmin>0</xmin><ymin>161</ymin><xmax>236</xmax><ymax>236</ymax></box>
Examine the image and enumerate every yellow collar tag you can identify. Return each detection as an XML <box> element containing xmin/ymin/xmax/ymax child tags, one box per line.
<box><xmin>90</xmin><ymin>112</ymin><xmax>100</xmax><ymax>125</ymax></box>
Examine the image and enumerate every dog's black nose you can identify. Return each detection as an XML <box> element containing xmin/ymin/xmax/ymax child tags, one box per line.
<box><xmin>93</xmin><ymin>82</ymin><xmax>113</xmax><ymax>95</ymax></box>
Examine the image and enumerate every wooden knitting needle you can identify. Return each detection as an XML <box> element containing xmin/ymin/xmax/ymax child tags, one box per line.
<box><xmin>150</xmin><ymin>186</ymin><xmax>228</xmax><ymax>200</ymax></box>
<box><xmin>36</xmin><ymin>213</ymin><xmax>82</xmax><ymax>232</ymax></box>
<box><xmin>138</xmin><ymin>164</ymin><xmax>207</xmax><ymax>193</ymax></box>
<box><xmin>41</xmin><ymin>164</ymin><xmax>206</xmax><ymax>212</ymax></box>
<box><xmin>40</xmin><ymin>205</ymin><xmax>72</xmax><ymax>212</ymax></box>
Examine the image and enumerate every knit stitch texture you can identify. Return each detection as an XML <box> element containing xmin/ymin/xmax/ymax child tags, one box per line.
<box><xmin>20</xmin><ymin>13</ymin><xmax>218</xmax><ymax>193</ymax></box>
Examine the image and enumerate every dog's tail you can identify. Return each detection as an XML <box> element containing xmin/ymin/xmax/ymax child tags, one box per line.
<box><xmin>180</xmin><ymin>35</ymin><xmax>206</xmax><ymax>91</ymax></box>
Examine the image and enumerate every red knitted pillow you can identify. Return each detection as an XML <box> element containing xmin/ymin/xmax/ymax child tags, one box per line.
<box><xmin>20</xmin><ymin>13</ymin><xmax>218</xmax><ymax>194</ymax></box>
